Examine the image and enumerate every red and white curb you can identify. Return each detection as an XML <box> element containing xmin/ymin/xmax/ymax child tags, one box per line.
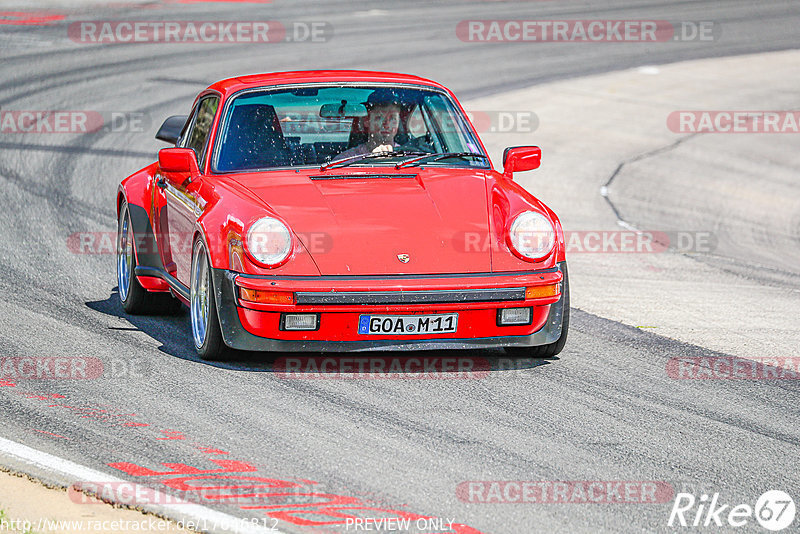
<box><xmin>0</xmin><ymin>435</ymin><xmax>286</xmax><ymax>534</ymax></box>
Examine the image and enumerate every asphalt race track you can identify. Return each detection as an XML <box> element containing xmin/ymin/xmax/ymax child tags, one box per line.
<box><xmin>1</xmin><ymin>1</ymin><xmax>799</xmax><ymax>533</ymax></box>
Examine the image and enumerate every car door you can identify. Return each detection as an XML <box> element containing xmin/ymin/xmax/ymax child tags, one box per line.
<box><xmin>156</xmin><ymin>95</ymin><xmax>218</xmax><ymax>286</ymax></box>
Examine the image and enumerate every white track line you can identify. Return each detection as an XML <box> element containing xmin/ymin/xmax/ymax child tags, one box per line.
<box><xmin>0</xmin><ymin>436</ymin><xmax>287</xmax><ymax>534</ymax></box>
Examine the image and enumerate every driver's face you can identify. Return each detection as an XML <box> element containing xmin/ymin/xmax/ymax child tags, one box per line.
<box><xmin>366</xmin><ymin>105</ymin><xmax>401</xmax><ymax>144</ymax></box>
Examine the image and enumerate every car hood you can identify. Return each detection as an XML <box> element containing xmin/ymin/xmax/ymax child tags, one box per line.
<box><xmin>230</xmin><ymin>168</ymin><xmax>492</xmax><ymax>275</ymax></box>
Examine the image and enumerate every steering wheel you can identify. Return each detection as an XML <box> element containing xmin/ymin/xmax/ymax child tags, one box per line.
<box><xmin>399</xmin><ymin>133</ymin><xmax>435</xmax><ymax>153</ymax></box>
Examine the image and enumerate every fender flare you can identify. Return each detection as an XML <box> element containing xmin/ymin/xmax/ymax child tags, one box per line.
<box><xmin>117</xmin><ymin>164</ymin><xmax>164</xmax><ymax>271</ymax></box>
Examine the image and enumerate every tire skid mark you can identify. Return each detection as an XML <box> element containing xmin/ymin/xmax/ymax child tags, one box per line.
<box><xmin>40</xmin><ymin>94</ymin><xmax>194</xmax><ymax>239</ymax></box>
<box><xmin>21</xmin><ymin>392</ymin><xmax>65</xmax><ymax>400</ymax></box>
<box><xmin>0</xmin><ymin>141</ymin><xmax>154</xmax><ymax>159</ymax></box>
<box><xmin>0</xmin><ymin>264</ymin><xmax>124</xmax><ymax>340</ymax></box>
<box><xmin>6</xmin><ymin>386</ymin><xmax>486</xmax><ymax>533</ymax></box>
<box><xmin>32</xmin><ymin>429</ymin><xmax>70</xmax><ymax>440</ymax></box>
<box><xmin>0</xmin><ymin>161</ymin><xmax>114</xmax><ymax>228</ymax></box>
<box><xmin>157</xmin><ymin>429</ymin><xmax>187</xmax><ymax>440</ymax></box>
<box><xmin>45</xmin><ymin>403</ymin><xmax>150</xmax><ymax>428</ymax></box>
<box><xmin>8</xmin><ymin>389</ymin><xmax>150</xmax><ymax>428</ymax></box>
<box><xmin>0</xmin><ymin>44</ymin><xmax>229</xmax><ymax>105</ymax></box>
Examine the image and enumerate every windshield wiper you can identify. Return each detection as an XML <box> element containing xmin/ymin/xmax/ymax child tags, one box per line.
<box><xmin>395</xmin><ymin>152</ymin><xmax>490</xmax><ymax>169</ymax></box>
<box><xmin>320</xmin><ymin>150</ymin><xmax>428</xmax><ymax>171</ymax></box>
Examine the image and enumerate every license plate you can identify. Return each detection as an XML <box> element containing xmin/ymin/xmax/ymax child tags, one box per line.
<box><xmin>358</xmin><ymin>313</ymin><xmax>458</xmax><ymax>335</ymax></box>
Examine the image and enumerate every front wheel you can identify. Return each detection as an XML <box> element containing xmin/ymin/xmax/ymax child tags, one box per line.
<box><xmin>190</xmin><ymin>237</ymin><xmax>229</xmax><ymax>360</ymax></box>
<box><xmin>506</xmin><ymin>264</ymin><xmax>570</xmax><ymax>359</ymax></box>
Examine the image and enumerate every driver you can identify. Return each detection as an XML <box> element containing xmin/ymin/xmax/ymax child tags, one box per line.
<box><xmin>336</xmin><ymin>89</ymin><xmax>402</xmax><ymax>159</ymax></box>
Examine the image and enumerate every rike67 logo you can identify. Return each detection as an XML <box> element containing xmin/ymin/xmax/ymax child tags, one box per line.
<box><xmin>669</xmin><ymin>490</ymin><xmax>796</xmax><ymax>531</ymax></box>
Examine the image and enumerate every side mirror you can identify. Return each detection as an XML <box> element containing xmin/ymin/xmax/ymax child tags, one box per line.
<box><xmin>155</xmin><ymin>115</ymin><xmax>188</xmax><ymax>145</ymax></box>
<box><xmin>158</xmin><ymin>148</ymin><xmax>200</xmax><ymax>177</ymax></box>
<box><xmin>502</xmin><ymin>146</ymin><xmax>541</xmax><ymax>180</ymax></box>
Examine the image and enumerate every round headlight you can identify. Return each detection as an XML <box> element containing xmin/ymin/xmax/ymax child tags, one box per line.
<box><xmin>246</xmin><ymin>217</ymin><xmax>293</xmax><ymax>267</ymax></box>
<box><xmin>508</xmin><ymin>211</ymin><xmax>555</xmax><ymax>260</ymax></box>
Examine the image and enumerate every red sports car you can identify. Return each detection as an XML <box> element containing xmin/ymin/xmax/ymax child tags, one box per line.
<box><xmin>116</xmin><ymin>71</ymin><xmax>568</xmax><ymax>360</ymax></box>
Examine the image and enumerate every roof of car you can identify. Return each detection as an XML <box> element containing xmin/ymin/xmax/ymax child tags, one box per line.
<box><xmin>206</xmin><ymin>70</ymin><xmax>447</xmax><ymax>97</ymax></box>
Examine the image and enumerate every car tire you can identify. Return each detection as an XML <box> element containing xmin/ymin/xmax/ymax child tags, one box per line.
<box><xmin>190</xmin><ymin>236</ymin><xmax>229</xmax><ymax>360</ymax></box>
<box><xmin>117</xmin><ymin>201</ymin><xmax>182</xmax><ymax>315</ymax></box>
<box><xmin>506</xmin><ymin>264</ymin><xmax>570</xmax><ymax>359</ymax></box>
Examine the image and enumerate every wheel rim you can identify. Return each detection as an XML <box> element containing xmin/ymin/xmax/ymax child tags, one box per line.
<box><xmin>191</xmin><ymin>241</ymin><xmax>210</xmax><ymax>349</ymax></box>
<box><xmin>117</xmin><ymin>210</ymin><xmax>133</xmax><ymax>302</ymax></box>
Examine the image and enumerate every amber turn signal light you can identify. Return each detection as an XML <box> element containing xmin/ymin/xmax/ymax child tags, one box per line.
<box><xmin>239</xmin><ymin>287</ymin><xmax>295</xmax><ymax>305</ymax></box>
<box><xmin>525</xmin><ymin>283</ymin><xmax>560</xmax><ymax>299</ymax></box>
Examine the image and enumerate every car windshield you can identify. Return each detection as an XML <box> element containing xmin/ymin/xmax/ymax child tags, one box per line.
<box><xmin>213</xmin><ymin>84</ymin><xmax>489</xmax><ymax>172</ymax></box>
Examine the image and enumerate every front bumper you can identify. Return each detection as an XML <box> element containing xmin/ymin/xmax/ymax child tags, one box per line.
<box><xmin>211</xmin><ymin>262</ymin><xmax>567</xmax><ymax>352</ymax></box>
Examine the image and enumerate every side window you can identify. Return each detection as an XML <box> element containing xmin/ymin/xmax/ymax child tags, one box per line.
<box><xmin>423</xmin><ymin>95</ymin><xmax>483</xmax><ymax>157</ymax></box>
<box><xmin>184</xmin><ymin>96</ymin><xmax>219</xmax><ymax>165</ymax></box>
